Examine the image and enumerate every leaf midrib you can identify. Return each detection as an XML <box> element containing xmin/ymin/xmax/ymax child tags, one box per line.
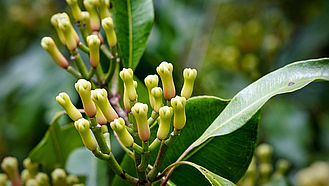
<box><xmin>127</xmin><ymin>0</ymin><xmax>133</xmax><ymax>68</ymax></box>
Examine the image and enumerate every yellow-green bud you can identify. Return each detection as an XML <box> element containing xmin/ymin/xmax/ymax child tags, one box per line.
<box><xmin>51</xmin><ymin>168</ymin><xmax>67</xmax><ymax>186</ymax></box>
<box><xmin>98</xmin><ymin>0</ymin><xmax>111</xmax><ymax>19</ymax></box>
<box><xmin>110</xmin><ymin>118</ymin><xmax>134</xmax><ymax>147</ymax></box>
<box><xmin>171</xmin><ymin>96</ymin><xmax>186</xmax><ymax>130</ymax></box>
<box><xmin>273</xmin><ymin>159</ymin><xmax>290</xmax><ymax>177</ymax></box>
<box><xmin>95</xmin><ymin>105</ymin><xmax>108</xmax><ymax>125</ymax></box>
<box><xmin>144</xmin><ymin>74</ymin><xmax>159</xmax><ymax>109</ymax></box>
<box><xmin>259</xmin><ymin>163</ymin><xmax>272</xmax><ymax>184</ymax></box>
<box><xmin>23</xmin><ymin>158</ymin><xmax>38</xmax><ymax>178</ymax></box>
<box><xmin>256</xmin><ymin>143</ymin><xmax>273</xmax><ymax>164</ymax></box>
<box><xmin>26</xmin><ymin>179</ymin><xmax>38</xmax><ymax>186</ymax></box>
<box><xmin>131</xmin><ymin>103</ymin><xmax>150</xmax><ymax>141</ymax></box>
<box><xmin>66</xmin><ymin>175</ymin><xmax>79</xmax><ymax>185</ymax></box>
<box><xmin>35</xmin><ymin>172</ymin><xmax>50</xmax><ymax>186</ymax></box>
<box><xmin>58</xmin><ymin>19</ymin><xmax>80</xmax><ymax>51</ymax></box>
<box><xmin>66</xmin><ymin>0</ymin><xmax>83</xmax><ymax>21</ymax></box>
<box><xmin>74</xmin><ymin>118</ymin><xmax>97</xmax><ymax>151</ymax></box>
<box><xmin>81</xmin><ymin>11</ymin><xmax>93</xmax><ymax>34</ymax></box>
<box><xmin>151</xmin><ymin>87</ymin><xmax>163</xmax><ymax>112</ymax></box>
<box><xmin>86</xmin><ymin>35</ymin><xmax>100</xmax><ymax>68</ymax></box>
<box><xmin>156</xmin><ymin>62</ymin><xmax>175</xmax><ymax>100</ymax></box>
<box><xmin>50</xmin><ymin>13</ymin><xmax>66</xmax><ymax>45</ymax></box>
<box><xmin>181</xmin><ymin>68</ymin><xmax>197</xmax><ymax>99</ymax></box>
<box><xmin>157</xmin><ymin>106</ymin><xmax>173</xmax><ymax>140</ymax></box>
<box><xmin>84</xmin><ymin>0</ymin><xmax>100</xmax><ymax>32</ymax></box>
<box><xmin>0</xmin><ymin>173</ymin><xmax>8</xmax><ymax>186</ymax></box>
<box><xmin>1</xmin><ymin>157</ymin><xmax>21</xmax><ymax>186</ymax></box>
<box><xmin>91</xmin><ymin>89</ymin><xmax>118</xmax><ymax>122</ymax></box>
<box><xmin>119</xmin><ymin>68</ymin><xmax>137</xmax><ymax>101</ymax></box>
<box><xmin>124</xmin><ymin>81</ymin><xmax>137</xmax><ymax>112</ymax></box>
<box><xmin>102</xmin><ymin>17</ymin><xmax>117</xmax><ymax>47</ymax></box>
<box><xmin>41</xmin><ymin>37</ymin><xmax>69</xmax><ymax>69</ymax></box>
<box><xmin>56</xmin><ymin>92</ymin><xmax>82</xmax><ymax>121</ymax></box>
<box><xmin>75</xmin><ymin>79</ymin><xmax>97</xmax><ymax>117</ymax></box>
<box><xmin>21</xmin><ymin>169</ymin><xmax>30</xmax><ymax>184</ymax></box>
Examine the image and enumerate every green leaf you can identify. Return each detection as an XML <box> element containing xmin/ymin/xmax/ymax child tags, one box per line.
<box><xmin>111</xmin><ymin>0</ymin><xmax>154</xmax><ymax>70</ymax></box>
<box><xmin>161</xmin><ymin>96</ymin><xmax>259</xmax><ymax>184</ymax></box>
<box><xmin>187</xmin><ymin>58</ymin><xmax>329</xmax><ymax>158</ymax></box>
<box><xmin>29</xmin><ymin>112</ymin><xmax>83</xmax><ymax>172</ymax></box>
<box><xmin>65</xmin><ymin>147</ymin><xmax>109</xmax><ymax>186</ymax></box>
<box><xmin>177</xmin><ymin>161</ymin><xmax>236</xmax><ymax>186</ymax></box>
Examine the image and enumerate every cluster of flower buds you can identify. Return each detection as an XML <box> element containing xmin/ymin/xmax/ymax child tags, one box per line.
<box><xmin>0</xmin><ymin>157</ymin><xmax>80</xmax><ymax>186</ymax></box>
<box><xmin>55</xmin><ymin>61</ymin><xmax>197</xmax><ymax>153</ymax></box>
<box><xmin>41</xmin><ymin>0</ymin><xmax>117</xmax><ymax>81</ymax></box>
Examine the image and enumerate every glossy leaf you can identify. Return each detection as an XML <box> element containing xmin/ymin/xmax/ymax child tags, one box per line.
<box><xmin>29</xmin><ymin>112</ymin><xmax>83</xmax><ymax>172</ymax></box>
<box><xmin>177</xmin><ymin>161</ymin><xmax>236</xmax><ymax>186</ymax></box>
<box><xmin>187</xmin><ymin>58</ymin><xmax>329</xmax><ymax>157</ymax></box>
<box><xmin>111</xmin><ymin>0</ymin><xmax>154</xmax><ymax>70</ymax></box>
<box><xmin>66</xmin><ymin>147</ymin><xmax>109</xmax><ymax>186</ymax></box>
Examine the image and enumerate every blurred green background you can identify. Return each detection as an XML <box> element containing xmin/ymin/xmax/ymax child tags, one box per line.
<box><xmin>1</xmin><ymin>0</ymin><xmax>329</xmax><ymax>184</ymax></box>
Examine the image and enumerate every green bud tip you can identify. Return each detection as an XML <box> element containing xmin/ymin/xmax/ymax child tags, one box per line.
<box><xmin>84</xmin><ymin>0</ymin><xmax>100</xmax><ymax>31</ymax></box>
<box><xmin>91</xmin><ymin>89</ymin><xmax>118</xmax><ymax>122</ymax></box>
<box><xmin>66</xmin><ymin>0</ymin><xmax>83</xmax><ymax>21</ymax></box>
<box><xmin>256</xmin><ymin>143</ymin><xmax>273</xmax><ymax>164</ymax></box>
<box><xmin>151</xmin><ymin>87</ymin><xmax>164</xmax><ymax>112</ymax></box>
<box><xmin>74</xmin><ymin>118</ymin><xmax>97</xmax><ymax>151</ymax></box>
<box><xmin>1</xmin><ymin>157</ymin><xmax>19</xmax><ymax>179</ymax></box>
<box><xmin>66</xmin><ymin>175</ymin><xmax>79</xmax><ymax>185</ymax></box>
<box><xmin>157</xmin><ymin>106</ymin><xmax>173</xmax><ymax>140</ymax></box>
<box><xmin>58</xmin><ymin>19</ymin><xmax>79</xmax><ymax>51</ymax></box>
<box><xmin>120</xmin><ymin>68</ymin><xmax>137</xmax><ymax>101</ymax></box>
<box><xmin>102</xmin><ymin>17</ymin><xmax>117</xmax><ymax>47</ymax></box>
<box><xmin>56</xmin><ymin>92</ymin><xmax>83</xmax><ymax>121</ymax></box>
<box><xmin>35</xmin><ymin>172</ymin><xmax>50</xmax><ymax>186</ymax></box>
<box><xmin>41</xmin><ymin>37</ymin><xmax>69</xmax><ymax>69</ymax></box>
<box><xmin>51</xmin><ymin>168</ymin><xmax>66</xmax><ymax>185</ymax></box>
<box><xmin>181</xmin><ymin>68</ymin><xmax>197</xmax><ymax>99</ymax></box>
<box><xmin>131</xmin><ymin>103</ymin><xmax>150</xmax><ymax>141</ymax></box>
<box><xmin>156</xmin><ymin>62</ymin><xmax>176</xmax><ymax>100</ymax></box>
<box><xmin>110</xmin><ymin>118</ymin><xmax>134</xmax><ymax>147</ymax></box>
<box><xmin>87</xmin><ymin>35</ymin><xmax>101</xmax><ymax>68</ymax></box>
<box><xmin>171</xmin><ymin>96</ymin><xmax>187</xmax><ymax>130</ymax></box>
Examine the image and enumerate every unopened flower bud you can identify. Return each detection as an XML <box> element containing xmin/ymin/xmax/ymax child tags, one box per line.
<box><xmin>0</xmin><ymin>173</ymin><xmax>8</xmax><ymax>186</ymax></box>
<box><xmin>273</xmin><ymin>159</ymin><xmax>290</xmax><ymax>177</ymax></box>
<box><xmin>35</xmin><ymin>172</ymin><xmax>50</xmax><ymax>186</ymax></box>
<box><xmin>50</xmin><ymin>13</ymin><xmax>66</xmax><ymax>45</ymax></box>
<box><xmin>181</xmin><ymin>68</ymin><xmax>197</xmax><ymax>99</ymax></box>
<box><xmin>58</xmin><ymin>19</ymin><xmax>80</xmax><ymax>51</ymax></box>
<box><xmin>66</xmin><ymin>0</ymin><xmax>83</xmax><ymax>21</ymax></box>
<box><xmin>74</xmin><ymin>118</ymin><xmax>97</xmax><ymax>151</ymax></box>
<box><xmin>131</xmin><ymin>103</ymin><xmax>150</xmax><ymax>141</ymax></box>
<box><xmin>91</xmin><ymin>89</ymin><xmax>118</xmax><ymax>122</ymax></box>
<box><xmin>151</xmin><ymin>87</ymin><xmax>163</xmax><ymax>112</ymax></box>
<box><xmin>21</xmin><ymin>169</ymin><xmax>30</xmax><ymax>184</ymax></box>
<box><xmin>144</xmin><ymin>75</ymin><xmax>159</xmax><ymax>109</ymax></box>
<box><xmin>56</xmin><ymin>92</ymin><xmax>82</xmax><ymax>121</ymax></box>
<box><xmin>256</xmin><ymin>143</ymin><xmax>273</xmax><ymax>164</ymax></box>
<box><xmin>157</xmin><ymin>106</ymin><xmax>173</xmax><ymax>140</ymax></box>
<box><xmin>1</xmin><ymin>157</ymin><xmax>21</xmax><ymax>186</ymax></box>
<box><xmin>51</xmin><ymin>168</ymin><xmax>67</xmax><ymax>186</ymax></box>
<box><xmin>26</xmin><ymin>179</ymin><xmax>38</xmax><ymax>186</ymax></box>
<box><xmin>86</xmin><ymin>35</ymin><xmax>100</xmax><ymax>68</ymax></box>
<box><xmin>110</xmin><ymin>118</ymin><xmax>134</xmax><ymax>147</ymax></box>
<box><xmin>156</xmin><ymin>62</ymin><xmax>175</xmax><ymax>100</ymax></box>
<box><xmin>23</xmin><ymin>158</ymin><xmax>38</xmax><ymax>178</ymax></box>
<box><xmin>120</xmin><ymin>68</ymin><xmax>137</xmax><ymax>101</ymax></box>
<box><xmin>81</xmin><ymin>11</ymin><xmax>93</xmax><ymax>34</ymax></box>
<box><xmin>98</xmin><ymin>0</ymin><xmax>111</xmax><ymax>19</ymax></box>
<box><xmin>124</xmin><ymin>81</ymin><xmax>137</xmax><ymax>112</ymax></box>
<box><xmin>102</xmin><ymin>17</ymin><xmax>117</xmax><ymax>47</ymax></box>
<box><xmin>95</xmin><ymin>105</ymin><xmax>107</xmax><ymax>125</ymax></box>
<box><xmin>171</xmin><ymin>96</ymin><xmax>186</xmax><ymax>130</ymax></box>
<box><xmin>41</xmin><ymin>37</ymin><xmax>69</xmax><ymax>69</ymax></box>
<box><xmin>84</xmin><ymin>0</ymin><xmax>100</xmax><ymax>32</ymax></box>
<box><xmin>75</xmin><ymin>79</ymin><xmax>96</xmax><ymax>117</ymax></box>
<box><xmin>66</xmin><ymin>175</ymin><xmax>79</xmax><ymax>185</ymax></box>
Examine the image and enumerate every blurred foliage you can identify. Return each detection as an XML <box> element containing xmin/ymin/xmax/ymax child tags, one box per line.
<box><xmin>1</xmin><ymin>0</ymin><xmax>329</xmax><ymax>185</ymax></box>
